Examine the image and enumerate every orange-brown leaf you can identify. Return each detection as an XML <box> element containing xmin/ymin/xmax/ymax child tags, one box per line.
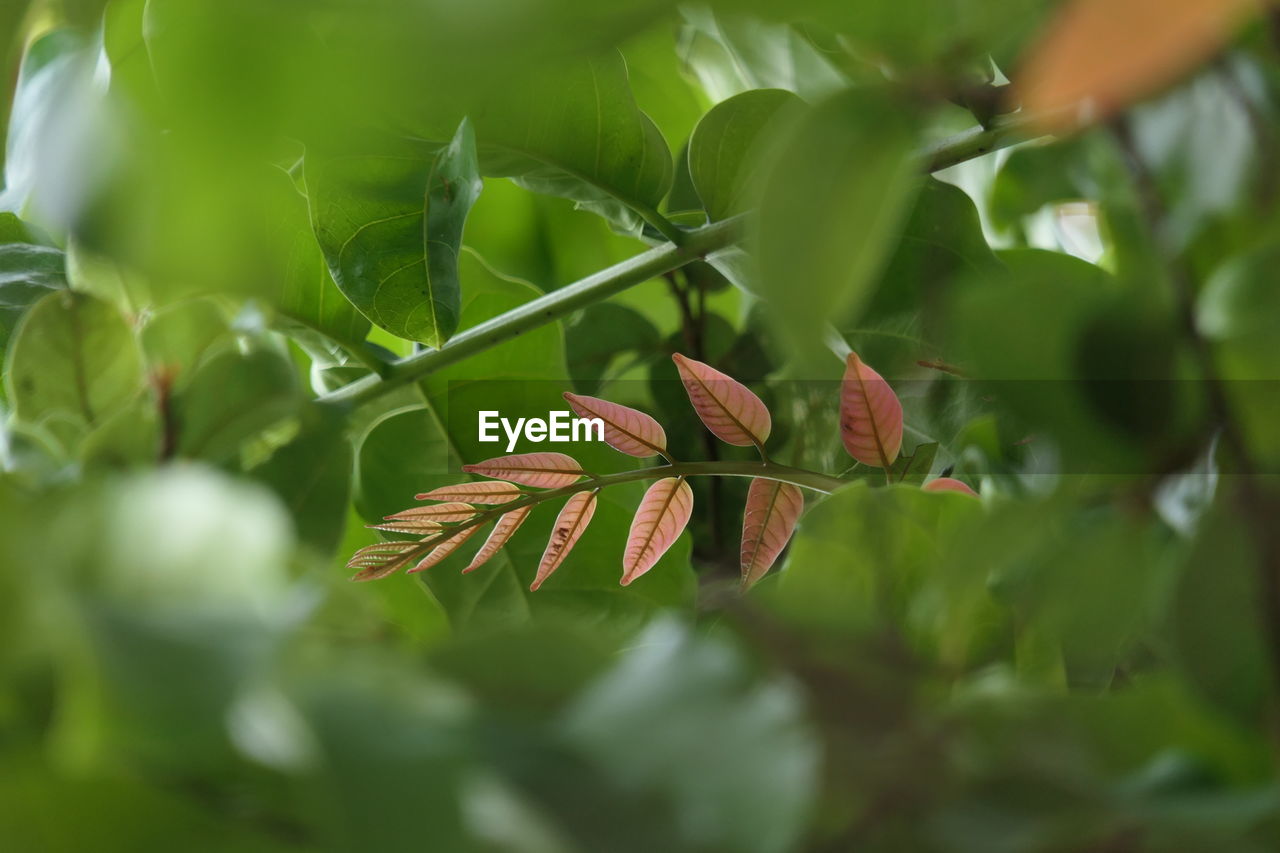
<box><xmin>671</xmin><ymin>352</ymin><xmax>771</xmax><ymax>447</ymax></box>
<box><xmin>531</xmin><ymin>491</ymin><xmax>597</xmax><ymax>591</ymax></box>
<box><xmin>367</xmin><ymin>502</ymin><xmax>477</xmax><ymax>534</ymax></box>
<box><xmin>407</xmin><ymin>524</ymin><xmax>484</xmax><ymax>574</ymax></box>
<box><xmin>621</xmin><ymin>477</ymin><xmax>694</xmax><ymax>586</ymax></box>
<box><xmin>415</xmin><ymin>481</ymin><xmax>522</xmax><ymax>504</ymax></box>
<box><xmin>563</xmin><ymin>392</ymin><xmax>668</xmax><ymax>458</ymax></box>
<box><xmin>462</xmin><ymin>452</ymin><xmax>586</xmax><ymax>488</ymax></box>
<box><xmin>840</xmin><ymin>351</ymin><xmax>903</xmax><ymax>468</ymax></box>
<box><xmin>923</xmin><ymin>477</ymin><xmax>978</xmax><ymax>496</ymax></box>
<box><xmin>1018</xmin><ymin>0</ymin><xmax>1255</xmax><ymax>132</ymax></box>
<box><xmin>463</xmin><ymin>506</ymin><xmax>532</xmax><ymax>574</ymax></box>
<box><xmin>740</xmin><ymin>478</ymin><xmax>805</xmax><ymax>589</ymax></box>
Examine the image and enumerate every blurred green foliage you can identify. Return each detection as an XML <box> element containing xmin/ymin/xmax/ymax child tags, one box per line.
<box><xmin>3</xmin><ymin>1</ymin><xmax>1280</xmax><ymax>851</ymax></box>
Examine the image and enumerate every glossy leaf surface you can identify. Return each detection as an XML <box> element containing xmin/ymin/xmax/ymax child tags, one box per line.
<box><xmin>309</xmin><ymin>119</ymin><xmax>482</xmax><ymax>347</ymax></box>
<box><xmin>688</xmin><ymin>88</ymin><xmax>802</xmax><ymax>221</ymax></box>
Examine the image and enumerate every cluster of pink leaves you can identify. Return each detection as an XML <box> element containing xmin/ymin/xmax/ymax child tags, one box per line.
<box><xmin>349</xmin><ymin>352</ymin><xmax>976</xmax><ymax>590</ymax></box>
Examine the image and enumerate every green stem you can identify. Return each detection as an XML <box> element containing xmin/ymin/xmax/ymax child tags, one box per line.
<box><xmin>633</xmin><ymin>201</ymin><xmax>687</xmax><ymax>245</ymax></box>
<box><xmin>923</xmin><ymin>109</ymin><xmax>1052</xmax><ymax>172</ymax></box>
<box><xmin>340</xmin><ymin>342</ymin><xmax>392</xmax><ymax>378</ymax></box>
<box><xmin>322</xmin><ymin>115</ymin><xmax>1053</xmax><ymax>411</ymax></box>
<box><xmin>319</xmin><ymin>215</ymin><xmax>746</xmax><ymax>409</ymax></box>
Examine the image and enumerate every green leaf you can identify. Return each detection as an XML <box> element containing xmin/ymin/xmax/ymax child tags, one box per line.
<box><xmin>565</xmin><ymin>302</ymin><xmax>661</xmax><ymax>394</ymax></box>
<box><xmin>893</xmin><ymin>441</ymin><xmax>938</xmax><ymax>485</ymax></box>
<box><xmin>79</xmin><ymin>394</ymin><xmax>160</xmax><ymax>471</ymax></box>
<box><xmin>862</xmin><ymin>177</ymin><xmax>1003</xmax><ymax>329</ymax></box>
<box><xmin>470</xmin><ymin>54</ymin><xmax>673</xmax><ymax>234</ymax></box>
<box><xmin>0</xmin><ymin>220</ymin><xmax>67</xmax><ymax>381</ymax></box>
<box><xmin>173</xmin><ymin>345</ymin><xmax>300</xmax><ymax>463</ymax></box>
<box><xmin>5</xmin><ymin>291</ymin><xmax>143</xmax><ymax>448</ymax></box>
<box><xmin>561</xmin><ymin>619</ymin><xmax>819</xmax><ymax>853</ymax></box>
<box><xmin>773</xmin><ymin>482</ymin><xmax>996</xmax><ymax>666</ymax></box>
<box><xmin>3</xmin><ymin>29</ymin><xmax>102</xmax><ymax>231</ymax></box>
<box><xmin>251</xmin><ymin>406</ymin><xmax>353</xmax><ymax>557</ymax></box>
<box><xmin>755</xmin><ymin>87</ymin><xmax>921</xmax><ymax>362</ymax></box>
<box><xmin>678</xmin><ymin>8</ymin><xmax>847</xmax><ymax>102</ymax></box>
<box><xmin>270</xmin><ymin>168</ymin><xmax>370</xmax><ymax>352</ymax></box>
<box><xmin>309</xmin><ymin>119</ymin><xmax>482</xmax><ymax>348</ymax></box>
<box><xmin>688</xmin><ymin>88</ymin><xmax>803</xmax><ymax>221</ymax></box>
<box><xmin>1198</xmin><ymin>243</ymin><xmax>1280</xmax><ymax>467</ymax></box>
<box><xmin>138</xmin><ymin>298</ymin><xmax>230</xmax><ymax>383</ymax></box>
<box><xmin>950</xmin><ymin>249</ymin><xmax>1200</xmax><ymax>474</ymax></box>
<box><xmin>391</xmin><ymin>52</ymin><xmax>673</xmax><ymax>236</ymax></box>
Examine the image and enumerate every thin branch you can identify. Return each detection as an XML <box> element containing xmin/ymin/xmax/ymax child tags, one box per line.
<box><xmin>632</xmin><ymin>200</ymin><xmax>687</xmax><ymax>245</ymax></box>
<box><xmin>319</xmin><ymin>215</ymin><xmax>747</xmax><ymax>409</ymax></box>
<box><xmin>923</xmin><ymin>109</ymin><xmax>1052</xmax><ymax>172</ymax></box>
<box><xmin>320</xmin><ymin>115</ymin><xmax>1054</xmax><ymax>411</ymax></box>
<box><xmin>357</xmin><ymin>459</ymin><xmax>850</xmax><ymax>578</ymax></box>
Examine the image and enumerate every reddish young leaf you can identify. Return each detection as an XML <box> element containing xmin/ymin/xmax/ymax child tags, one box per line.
<box><xmin>407</xmin><ymin>524</ymin><xmax>484</xmax><ymax>574</ymax></box>
<box><xmin>621</xmin><ymin>477</ymin><xmax>694</xmax><ymax>586</ymax></box>
<box><xmin>740</xmin><ymin>478</ymin><xmax>805</xmax><ymax>589</ymax></box>
<box><xmin>415</xmin><ymin>481</ymin><xmax>522</xmax><ymax>504</ymax></box>
<box><xmin>531</xmin><ymin>490</ymin><xmax>597</xmax><ymax>591</ymax></box>
<box><xmin>367</xmin><ymin>502</ymin><xmax>476</xmax><ymax>533</ymax></box>
<box><xmin>563</xmin><ymin>392</ymin><xmax>668</xmax><ymax>458</ymax></box>
<box><xmin>840</xmin><ymin>351</ymin><xmax>903</xmax><ymax>468</ymax></box>
<box><xmin>1018</xmin><ymin>0</ymin><xmax>1254</xmax><ymax>132</ymax></box>
<box><xmin>671</xmin><ymin>352</ymin><xmax>771</xmax><ymax>447</ymax></box>
<box><xmin>923</xmin><ymin>477</ymin><xmax>978</xmax><ymax>496</ymax></box>
<box><xmin>348</xmin><ymin>541</ymin><xmax>420</xmax><ymax>581</ymax></box>
<box><xmin>462</xmin><ymin>506</ymin><xmax>532</xmax><ymax>574</ymax></box>
<box><xmin>462</xmin><ymin>452</ymin><xmax>586</xmax><ymax>488</ymax></box>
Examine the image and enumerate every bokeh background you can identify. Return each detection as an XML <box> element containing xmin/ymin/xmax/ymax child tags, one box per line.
<box><xmin>3</xmin><ymin>1</ymin><xmax>1280</xmax><ymax>850</ymax></box>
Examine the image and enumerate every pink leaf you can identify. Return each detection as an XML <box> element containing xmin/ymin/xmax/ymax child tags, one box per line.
<box><xmin>840</xmin><ymin>351</ymin><xmax>903</xmax><ymax>468</ymax></box>
<box><xmin>407</xmin><ymin>524</ymin><xmax>484</xmax><ymax>574</ymax></box>
<box><xmin>923</xmin><ymin>477</ymin><xmax>978</xmax><ymax>496</ymax></box>
<box><xmin>531</xmin><ymin>491</ymin><xmax>597</xmax><ymax>591</ymax></box>
<box><xmin>462</xmin><ymin>452</ymin><xmax>586</xmax><ymax>488</ymax></box>
<box><xmin>671</xmin><ymin>353</ymin><xmax>771</xmax><ymax>447</ymax></box>
<box><xmin>563</xmin><ymin>392</ymin><xmax>668</xmax><ymax>458</ymax></box>
<box><xmin>740</xmin><ymin>478</ymin><xmax>805</xmax><ymax>589</ymax></box>
<box><xmin>367</xmin><ymin>502</ymin><xmax>477</xmax><ymax>534</ymax></box>
<box><xmin>415</xmin><ymin>481</ymin><xmax>522</xmax><ymax>504</ymax></box>
<box><xmin>348</xmin><ymin>541</ymin><xmax>420</xmax><ymax>581</ymax></box>
<box><xmin>462</xmin><ymin>506</ymin><xmax>532</xmax><ymax>574</ymax></box>
<box><xmin>621</xmin><ymin>477</ymin><xmax>694</xmax><ymax>586</ymax></box>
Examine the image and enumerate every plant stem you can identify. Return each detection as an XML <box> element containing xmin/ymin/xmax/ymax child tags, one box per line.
<box><xmin>633</xmin><ymin>201</ymin><xmax>687</xmax><ymax>245</ymax></box>
<box><xmin>922</xmin><ymin>109</ymin><xmax>1052</xmax><ymax>172</ymax></box>
<box><xmin>364</xmin><ymin>460</ymin><xmax>851</xmax><ymax>576</ymax></box>
<box><xmin>322</xmin><ymin>115</ymin><xmax>1053</xmax><ymax>411</ymax></box>
<box><xmin>319</xmin><ymin>215</ymin><xmax>746</xmax><ymax>409</ymax></box>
